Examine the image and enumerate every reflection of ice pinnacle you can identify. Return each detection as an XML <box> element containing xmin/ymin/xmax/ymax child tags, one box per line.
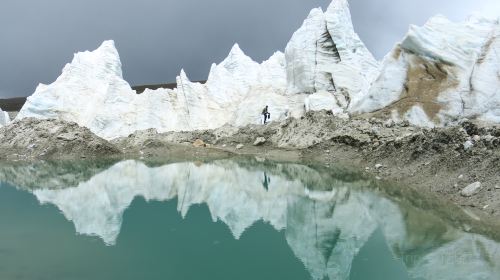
<box><xmin>262</xmin><ymin>172</ymin><xmax>270</xmax><ymax>191</ymax></box>
<box><xmin>32</xmin><ymin>160</ymin><xmax>315</xmax><ymax>244</ymax></box>
<box><xmin>286</xmin><ymin>190</ymin><xmax>380</xmax><ymax>280</ymax></box>
<box><xmin>29</xmin><ymin>159</ymin><xmax>500</xmax><ymax>279</ymax></box>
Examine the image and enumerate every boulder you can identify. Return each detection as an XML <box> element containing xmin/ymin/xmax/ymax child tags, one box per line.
<box><xmin>460</xmin><ymin>182</ymin><xmax>482</xmax><ymax>197</ymax></box>
<box><xmin>253</xmin><ymin>137</ymin><xmax>266</xmax><ymax>146</ymax></box>
<box><xmin>463</xmin><ymin>141</ymin><xmax>474</xmax><ymax>150</ymax></box>
<box><xmin>192</xmin><ymin>139</ymin><xmax>206</xmax><ymax>148</ymax></box>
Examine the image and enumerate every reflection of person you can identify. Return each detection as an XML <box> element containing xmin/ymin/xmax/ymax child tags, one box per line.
<box><xmin>262</xmin><ymin>106</ymin><xmax>271</xmax><ymax>124</ymax></box>
<box><xmin>262</xmin><ymin>172</ymin><xmax>270</xmax><ymax>190</ymax></box>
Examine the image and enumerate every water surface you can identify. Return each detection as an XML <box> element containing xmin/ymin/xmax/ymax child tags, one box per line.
<box><xmin>0</xmin><ymin>159</ymin><xmax>499</xmax><ymax>280</ymax></box>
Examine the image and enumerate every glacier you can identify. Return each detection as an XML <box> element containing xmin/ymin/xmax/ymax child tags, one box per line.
<box><xmin>17</xmin><ymin>41</ymin><xmax>306</xmax><ymax>140</ymax></box>
<box><xmin>15</xmin><ymin>0</ymin><xmax>500</xmax><ymax>139</ymax></box>
<box><xmin>2</xmin><ymin>159</ymin><xmax>499</xmax><ymax>280</ymax></box>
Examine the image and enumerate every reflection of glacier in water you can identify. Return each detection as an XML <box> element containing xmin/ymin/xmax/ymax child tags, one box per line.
<box><xmin>5</xmin><ymin>159</ymin><xmax>500</xmax><ymax>280</ymax></box>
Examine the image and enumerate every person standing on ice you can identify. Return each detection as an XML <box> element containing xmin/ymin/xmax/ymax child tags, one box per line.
<box><xmin>262</xmin><ymin>106</ymin><xmax>270</xmax><ymax>124</ymax></box>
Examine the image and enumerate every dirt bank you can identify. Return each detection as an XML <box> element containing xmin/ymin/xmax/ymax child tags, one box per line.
<box><xmin>0</xmin><ymin>118</ymin><xmax>121</xmax><ymax>160</ymax></box>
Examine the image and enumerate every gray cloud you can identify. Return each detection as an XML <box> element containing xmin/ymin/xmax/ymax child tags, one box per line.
<box><xmin>0</xmin><ymin>0</ymin><xmax>498</xmax><ymax>98</ymax></box>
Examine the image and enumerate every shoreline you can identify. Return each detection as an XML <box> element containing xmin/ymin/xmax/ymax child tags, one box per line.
<box><xmin>113</xmin><ymin>110</ymin><xmax>500</xmax><ymax>222</ymax></box>
<box><xmin>0</xmin><ymin>111</ymin><xmax>499</xmax><ymax>239</ymax></box>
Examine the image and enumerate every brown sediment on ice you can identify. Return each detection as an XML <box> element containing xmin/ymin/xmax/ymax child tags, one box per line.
<box><xmin>391</xmin><ymin>45</ymin><xmax>403</xmax><ymax>60</ymax></box>
<box><xmin>380</xmin><ymin>53</ymin><xmax>460</xmax><ymax>123</ymax></box>
<box><xmin>477</xmin><ymin>32</ymin><xmax>497</xmax><ymax>65</ymax></box>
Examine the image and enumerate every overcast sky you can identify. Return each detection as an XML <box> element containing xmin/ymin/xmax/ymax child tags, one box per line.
<box><xmin>0</xmin><ymin>0</ymin><xmax>499</xmax><ymax>98</ymax></box>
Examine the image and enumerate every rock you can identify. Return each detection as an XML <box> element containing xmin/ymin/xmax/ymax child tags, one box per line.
<box><xmin>472</xmin><ymin>135</ymin><xmax>481</xmax><ymax>142</ymax></box>
<box><xmin>375</xmin><ymin>164</ymin><xmax>383</xmax><ymax>170</ymax></box>
<box><xmin>495</xmin><ymin>185</ymin><xmax>500</xmax><ymax>190</ymax></box>
<box><xmin>57</xmin><ymin>133</ymin><xmax>77</xmax><ymax>141</ymax></box>
<box><xmin>463</xmin><ymin>140</ymin><xmax>474</xmax><ymax>150</ymax></box>
<box><xmin>460</xmin><ymin>182</ymin><xmax>482</xmax><ymax>197</ymax></box>
<box><xmin>484</xmin><ymin>135</ymin><xmax>494</xmax><ymax>142</ymax></box>
<box><xmin>383</xmin><ymin>119</ymin><xmax>395</xmax><ymax>128</ymax></box>
<box><xmin>463</xmin><ymin>224</ymin><xmax>472</xmax><ymax>232</ymax></box>
<box><xmin>253</xmin><ymin>137</ymin><xmax>266</xmax><ymax>146</ymax></box>
<box><xmin>255</xmin><ymin>156</ymin><xmax>266</xmax><ymax>162</ymax></box>
<box><xmin>236</xmin><ymin>144</ymin><xmax>244</xmax><ymax>149</ymax></box>
<box><xmin>400</xmin><ymin>120</ymin><xmax>410</xmax><ymax>127</ymax></box>
<box><xmin>192</xmin><ymin>139</ymin><xmax>206</xmax><ymax>148</ymax></box>
<box><xmin>279</xmin><ymin>120</ymin><xmax>289</xmax><ymax>127</ymax></box>
<box><xmin>458</xmin><ymin>174</ymin><xmax>464</xmax><ymax>180</ymax></box>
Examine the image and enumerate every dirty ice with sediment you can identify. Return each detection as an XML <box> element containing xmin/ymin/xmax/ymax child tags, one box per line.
<box><xmin>15</xmin><ymin>0</ymin><xmax>500</xmax><ymax>140</ymax></box>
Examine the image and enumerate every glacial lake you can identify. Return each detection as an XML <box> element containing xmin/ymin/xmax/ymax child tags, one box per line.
<box><xmin>0</xmin><ymin>158</ymin><xmax>499</xmax><ymax>280</ymax></box>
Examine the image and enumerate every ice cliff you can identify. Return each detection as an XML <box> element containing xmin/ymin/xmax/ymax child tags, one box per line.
<box><xmin>16</xmin><ymin>0</ymin><xmax>500</xmax><ymax>139</ymax></box>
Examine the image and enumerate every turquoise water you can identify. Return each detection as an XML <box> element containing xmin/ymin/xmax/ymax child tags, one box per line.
<box><xmin>0</xmin><ymin>159</ymin><xmax>499</xmax><ymax>280</ymax></box>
